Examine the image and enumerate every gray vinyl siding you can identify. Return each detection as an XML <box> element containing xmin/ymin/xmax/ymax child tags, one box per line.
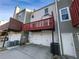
<box><xmin>58</xmin><ymin>0</ymin><xmax>79</xmax><ymax>59</ymax></box>
<box><xmin>58</xmin><ymin>0</ymin><xmax>72</xmax><ymax>33</ymax></box>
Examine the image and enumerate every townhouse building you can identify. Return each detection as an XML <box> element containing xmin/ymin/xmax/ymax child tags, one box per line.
<box><xmin>13</xmin><ymin>7</ymin><xmax>32</xmax><ymax>45</ymax></box>
<box><xmin>70</xmin><ymin>0</ymin><xmax>79</xmax><ymax>59</ymax></box>
<box><xmin>57</xmin><ymin>0</ymin><xmax>76</xmax><ymax>58</ymax></box>
<box><xmin>0</xmin><ymin>0</ymin><xmax>79</xmax><ymax>59</ymax></box>
<box><xmin>0</xmin><ymin>6</ymin><xmax>32</xmax><ymax>46</ymax></box>
<box><xmin>0</xmin><ymin>7</ymin><xmax>23</xmax><ymax>46</ymax></box>
<box><xmin>56</xmin><ymin>0</ymin><xmax>79</xmax><ymax>58</ymax></box>
<box><xmin>23</xmin><ymin>0</ymin><xmax>79</xmax><ymax>59</ymax></box>
<box><xmin>23</xmin><ymin>3</ymin><xmax>55</xmax><ymax>46</ymax></box>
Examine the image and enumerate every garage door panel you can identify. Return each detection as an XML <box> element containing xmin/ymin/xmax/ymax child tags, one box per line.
<box><xmin>42</xmin><ymin>31</ymin><xmax>52</xmax><ymax>46</ymax></box>
<box><xmin>29</xmin><ymin>31</ymin><xmax>52</xmax><ymax>46</ymax></box>
<box><xmin>8</xmin><ymin>33</ymin><xmax>21</xmax><ymax>41</ymax></box>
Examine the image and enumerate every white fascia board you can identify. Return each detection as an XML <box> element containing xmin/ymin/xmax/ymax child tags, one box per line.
<box><xmin>25</xmin><ymin>8</ymin><xmax>33</xmax><ymax>12</ymax></box>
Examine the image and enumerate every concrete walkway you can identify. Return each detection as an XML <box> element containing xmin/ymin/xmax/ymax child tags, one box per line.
<box><xmin>0</xmin><ymin>44</ymin><xmax>53</xmax><ymax>59</ymax></box>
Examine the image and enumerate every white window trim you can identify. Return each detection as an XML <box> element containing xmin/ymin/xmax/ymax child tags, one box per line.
<box><xmin>59</xmin><ymin>7</ymin><xmax>71</xmax><ymax>22</ymax></box>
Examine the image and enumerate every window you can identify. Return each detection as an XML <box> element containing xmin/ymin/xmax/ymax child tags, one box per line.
<box><xmin>59</xmin><ymin>7</ymin><xmax>71</xmax><ymax>22</ymax></box>
<box><xmin>17</xmin><ymin>11</ymin><xmax>25</xmax><ymax>23</ymax></box>
<box><xmin>44</xmin><ymin>8</ymin><xmax>49</xmax><ymax>15</ymax></box>
<box><xmin>32</xmin><ymin>15</ymin><xmax>34</xmax><ymax>18</ymax></box>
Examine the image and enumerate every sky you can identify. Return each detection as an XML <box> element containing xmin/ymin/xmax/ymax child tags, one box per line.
<box><xmin>0</xmin><ymin>0</ymin><xmax>54</xmax><ymax>22</ymax></box>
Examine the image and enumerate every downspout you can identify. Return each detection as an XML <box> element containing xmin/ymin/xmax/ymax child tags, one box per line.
<box><xmin>54</xmin><ymin>0</ymin><xmax>64</xmax><ymax>58</ymax></box>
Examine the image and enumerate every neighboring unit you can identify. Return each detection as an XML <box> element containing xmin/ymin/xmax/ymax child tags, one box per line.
<box><xmin>23</xmin><ymin>3</ymin><xmax>56</xmax><ymax>46</ymax></box>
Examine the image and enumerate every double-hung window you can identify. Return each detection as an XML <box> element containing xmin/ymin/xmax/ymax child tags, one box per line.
<box><xmin>59</xmin><ymin>7</ymin><xmax>71</xmax><ymax>22</ymax></box>
<box><xmin>44</xmin><ymin>8</ymin><xmax>49</xmax><ymax>16</ymax></box>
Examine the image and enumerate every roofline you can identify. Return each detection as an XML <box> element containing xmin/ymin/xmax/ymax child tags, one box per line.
<box><xmin>17</xmin><ymin>9</ymin><xmax>25</xmax><ymax>15</ymax></box>
<box><xmin>33</xmin><ymin>2</ymin><xmax>55</xmax><ymax>13</ymax></box>
<box><xmin>16</xmin><ymin>2</ymin><xmax>55</xmax><ymax>15</ymax></box>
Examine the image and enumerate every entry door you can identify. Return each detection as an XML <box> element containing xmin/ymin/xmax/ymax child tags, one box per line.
<box><xmin>61</xmin><ymin>33</ymin><xmax>76</xmax><ymax>57</ymax></box>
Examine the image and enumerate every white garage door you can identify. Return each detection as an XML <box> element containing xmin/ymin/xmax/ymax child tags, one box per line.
<box><xmin>8</xmin><ymin>32</ymin><xmax>21</xmax><ymax>41</ymax></box>
<box><xmin>29</xmin><ymin>30</ymin><xmax>52</xmax><ymax>46</ymax></box>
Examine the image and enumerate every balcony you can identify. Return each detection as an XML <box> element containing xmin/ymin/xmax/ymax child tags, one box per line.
<box><xmin>23</xmin><ymin>17</ymin><xmax>55</xmax><ymax>31</ymax></box>
<box><xmin>70</xmin><ymin>0</ymin><xmax>79</xmax><ymax>27</ymax></box>
<box><xmin>0</xmin><ymin>18</ymin><xmax>23</xmax><ymax>32</ymax></box>
<box><xmin>0</xmin><ymin>23</ymin><xmax>9</xmax><ymax>31</ymax></box>
<box><xmin>9</xmin><ymin>18</ymin><xmax>23</xmax><ymax>31</ymax></box>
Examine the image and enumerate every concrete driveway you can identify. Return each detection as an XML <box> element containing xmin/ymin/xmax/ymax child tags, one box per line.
<box><xmin>0</xmin><ymin>44</ymin><xmax>53</xmax><ymax>59</ymax></box>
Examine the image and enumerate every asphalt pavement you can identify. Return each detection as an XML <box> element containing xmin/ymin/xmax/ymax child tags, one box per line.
<box><xmin>0</xmin><ymin>44</ymin><xmax>53</xmax><ymax>59</ymax></box>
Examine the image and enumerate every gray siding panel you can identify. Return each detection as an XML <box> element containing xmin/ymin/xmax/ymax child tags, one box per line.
<box><xmin>57</xmin><ymin>0</ymin><xmax>79</xmax><ymax>59</ymax></box>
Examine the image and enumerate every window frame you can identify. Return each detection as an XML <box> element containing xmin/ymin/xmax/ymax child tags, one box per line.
<box><xmin>32</xmin><ymin>15</ymin><xmax>34</xmax><ymax>18</ymax></box>
<box><xmin>44</xmin><ymin>8</ymin><xmax>49</xmax><ymax>16</ymax></box>
<box><xmin>59</xmin><ymin>7</ymin><xmax>71</xmax><ymax>22</ymax></box>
